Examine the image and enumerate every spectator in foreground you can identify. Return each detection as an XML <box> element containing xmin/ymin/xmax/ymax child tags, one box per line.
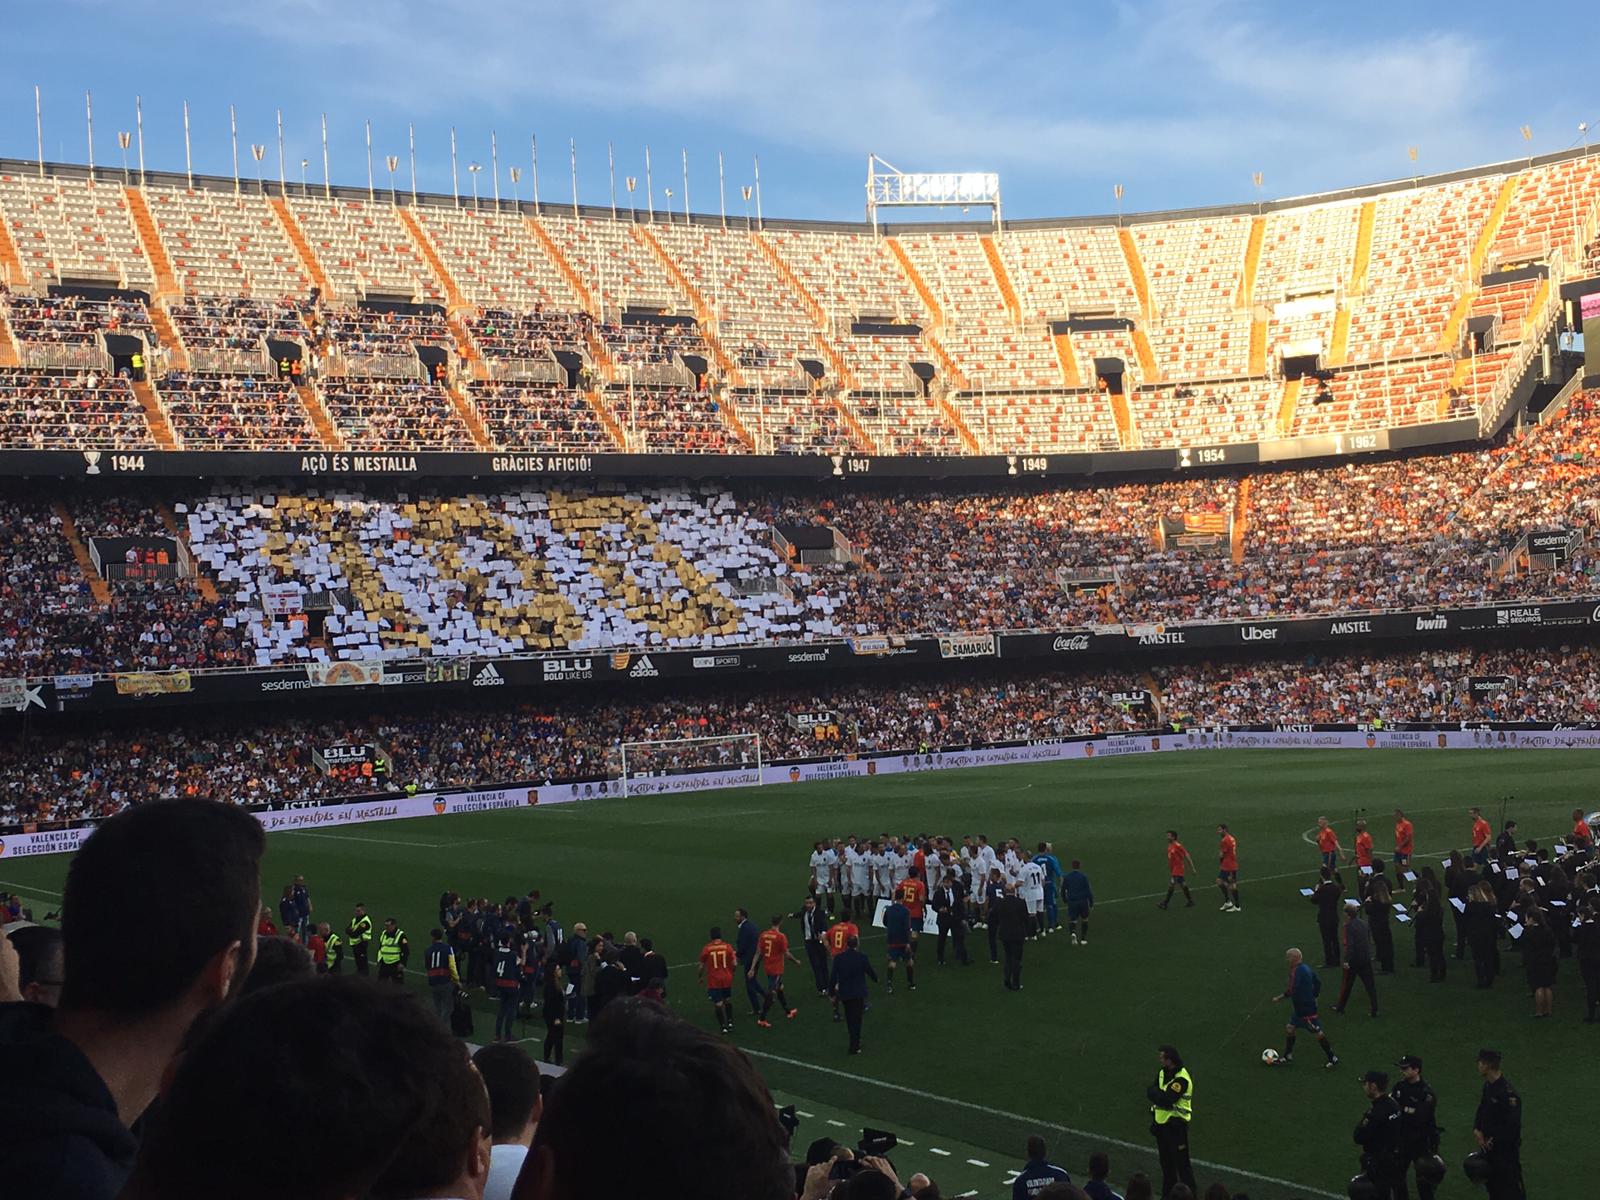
<box><xmin>473</xmin><ymin>1043</ymin><xmax>544</xmax><ymax>1200</ymax></box>
<box><xmin>1122</xmin><ymin>1173</ymin><xmax>1155</xmax><ymax>1200</ymax></box>
<box><xmin>5</xmin><ymin>924</ymin><xmax>64</xmax><ymax>1007</ymax></box>
<box><xmin>124</xmin><ymin>977</ymin><xmax>491</xmax><ymax>1200</ymax></box>
<box><xmin>0</xmin><ymin>799</ymin><xmax>265</xmax><ymax>1200</ymax></box>
<box><xmin>1081</xmin><ymin>1151</ymin><xmax>1122</xmax><ymax>1200</ymax></box>
<box><xmin>510</xmin><ymin>997</ymin><xmax>791</xmax><ymax>1200</ymax></box>
<box><xmin>1014</xmin><ymin>1134</ymin><xmax>1073</xmax><ymax>1197</ymax></box>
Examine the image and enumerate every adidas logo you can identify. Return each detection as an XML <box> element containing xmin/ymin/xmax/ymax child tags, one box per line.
<box><xmin>472</xmin><ymin>664</ymin><xmax>505</xmax><ymax>687</ymax></box>
<box><xmin>629</xmin><ymin>655</ymin><xmax>659</xmax><ymax>678</ymax></box>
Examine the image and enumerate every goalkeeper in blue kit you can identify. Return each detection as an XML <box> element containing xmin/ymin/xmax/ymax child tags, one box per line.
<box><xmin>1274</xmin><ymin>947</ymin><xmax>1339</xmax><ymax>1067</ymax></box>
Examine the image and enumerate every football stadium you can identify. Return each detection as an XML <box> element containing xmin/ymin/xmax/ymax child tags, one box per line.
<box><xmin>1</xmin><ymin>6</ymin><xmax>1599</xmax><ymax>1200</ymax></box>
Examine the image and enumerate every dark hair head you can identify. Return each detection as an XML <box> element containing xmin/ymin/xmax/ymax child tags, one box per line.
<box><xmin>709</xmin><ymin>926</ymin><xmax>722</xmax><ymax>941</ymax></box>
<box><xmin>1167</xmin><ymin>830</ymin><xmax>1178</xmax><ymax>840</ymax></box>
<box><xmin>841</xmin><ymin>1170</ymin><xmax>899</xmax><ymax>1200</ymax></box>
<box><xmin>8</xmin><ymin>924</ymin><xmax>64</xmax><ymax>994</ymax></box>
<box><xmin>639</xmin><ymin>937</ymin><xmax>653</xmax><ymax>952</ymax></box>
<box><xmin>241</xmin><ymin>936</ymin><xmax>314</xmax><ymax>995</ymax></box>
<box><xmin>431</xmin><ymin>928</ymin><xmax>444</xmax><ymax>940</ymax></box>
<box><xmin>908</xmin><ymin>866</ymin><xmax>920</xmax><ymax>878</ymax></box>
<box><xmin>770</xmin><ymin>915</ymin><xmax>783</xmax><ymax>927</ymax></box>
<box><xmin>1124</xmin><ymin>1172</ymin><xmax>1155</xmax><ymax>1200</ymax></box>
<box><xmin>1158</xmin><ymin>1044</ymin><xmax>1182</xmax><ymax>1067</ymax></box>
<box><xmin>735</xmin><ymin>907</ymin><xmax>749</xmax><ymax>921</ymax></box>
<box><xmin>1027</xmin><ymin>1134</ymin><xmax>1048</xmax><ymax>1160</ymax></box>
<box><xmin>532</xmin><ymin>998</ymin><xmax>790</xmax><ymax>1200</ymax></box>
<box><xmin>1088</xmin><ymin>1151</ymin><xmax>1109</xmax><ymax>1179</ymax></box>
<box><xmin>1071</xmin><ymin>860</ymin><xmax>1081</xmax><ymax>869</ymax></box>
<box><xmin>61</xmin><ymin>799</ymin><xmax>264</xmax><ymax>1015</ymax></box>
<box><xmin>472</xmin><ymin>1043</ymin><xmax>541</xmax><ymax>1142</ymax></box>
<box><xmin>847</xmin><ymin>935</ymin><xmax>860</xmax><ymax>949</ymax></box>
<box><xmin>130</xmin><ymin>977</ymin><xmax>487</xmax><ymax>1200</ymax></box>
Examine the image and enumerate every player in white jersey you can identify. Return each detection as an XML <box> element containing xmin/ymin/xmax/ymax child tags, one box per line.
<box><xmin>888</xmin><ymin>841</ymin><xmax>911</xmax><ymax>889</ymax></box>
<box><xmin>842</xmin><ymin>839</ymin><xmax>864</xmax><ymax>918</ymax></box>
<box><xmin>1019</xmin><ymin>858</ymin><xmax>1047</xmax><ymax>938</ymax></box>
<box><xmin>972</xmin><ymin>837</ymin><xmax>999</xmax><ymax>926</ymax></box>
<box><xmin>810</xmin><ymin>841</ymin><xmax>834</xmax><ymax>910</ymax></box>
<box><xmin>867</xmin><ymin>842</ymin><xmax>890</xmax><ymax>903</ymax></box>
<box><xmin>849</xmin><ymin>841</ymin><xmax>873</xmax><ymax>918</ymax></box>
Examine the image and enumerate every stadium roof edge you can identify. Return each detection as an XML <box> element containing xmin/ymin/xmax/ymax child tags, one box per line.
<box><xmin>3</xmin><ymin>142</ymin><xmax>1597</xmax><ymax>235</ymax></box>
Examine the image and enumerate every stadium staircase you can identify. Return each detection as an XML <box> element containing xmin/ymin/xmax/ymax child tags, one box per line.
<box><xmin>1108</xmin><ymin>388</ymin><xmax>1135</xmax><ymax>448</ymax></box>
<box><xmin>1118</xmin><ymin>228</ymin><xmax>1154</xmax><ymax>320</ymax></box>
<box><xmin>295</xmin><ymin>382</ymin><xmax>343</xmax><ymax>449</ymax></box>
<box><xmin>630</xmin><ymin>225</ymin><xmax>745</xmax><ymax>387</ymax></box>
<box><xmin>0</xmin><ymin>307</ymin><xmax>19</xmax><ymax>368</ymax></box>
<box><xmin>55</xmin><ymin>502</ymin><xmax>112</xmax><ymax>604</ymax></box>
<box><xmin>1275</xmin><ymin>375</ymin><xmax>1303</xmax><ymax>435</ymax></box>
<box><xmin>583</xmin><ymin>327</ymin><xmax>620</xmax><ymax>384</ymax></box>
<box><xmin>1437</xmin><ymin>177</ymin><xmax>1522</xmax><ymax>355</ymax></box>
<box><xmin>1230</xmin><ymin>477</ymin><xmax>1250</xmax><ymax>564</ymax></box>
<box><xmin>1348</xmin><ymin>200</ymin><xmax>1376</xmax><ymax>295</ymax></box>
<box><xmin>125</xmin><ymin>187</ymin><xmax>180</xmax><ymax>301</ymax></box>
<box><xmin>0</xmin><ymin>214</ymin><xmax>24</xmax><ymax>287</ymax></box>
<box><xmin>1326</xmin><ymin>308</ymin><xmax>1352</xmax><ymax>366</ymax></box>
<box><xmin>582</xmin><ymin>389</ymin><xmax>630</xmax><ymax>450</ymax></box>
<box><xmin>444</xmin><ymin>383</ymin><xmax>494</xmax><ymax>450</ymax></box>
<box><xmin>980</xmin><ymin>235</ymin><xmax>1022</xmax><ymax>324</ymax></box>
<box><xmin>830</xmin><ymin>398</ymin><xmax>878</xmax><ymax>453</ymax></box>
<box><xmin>394</xmin><ymin>207</ymin><xmax>466</xmax><ymax>312</ymax></box>
<box><xmin>269</xmin><ymin>197</ymin><xmax>332</xmax><ymax>300</ymax></box>
<box><xmin>446</xmin><ymin>317</ymin><xmax>489</xmax><ymax>382</ymax></box>
<box><xmin>1131</xmin><ymin>326</ymin><xmax>1160</xmax><ymax>381</ymax></box>
<box><xmin>1051</xmin><ymin>330</ymin><xmax>1082</xmax><ymax>388</ymax></box>
<box><xmin>1142</xmin><ymin>670</ymin><xmax>1165</xmax><ymax>720</ymax></box>
<box><xmin>147</xmin><ymin>305</ymin><xmax>190</xmax><ymax>372</ymax></box>
<box><xmin>932</xmin><ymin>393</ymin><xmax>981</xmax><ymax>453</ymax></box>
<box><xmin>132</xmin><ymin>379</ymin><xmax>177</xmax><ymax>449</ymax></box>
<box><xmin>1240</xmin><ymin>217</ymin><xmax>1270</xmax><ymax>374</ymax></box>
<box><xmin>526</xmin><ymin>218</ymin><xmax>598</xmax><ymax>315</ymax></box>
<box><xmin>158</xmin><ymin>503</ymin><xmax>219</xmax><ymax>601</ymax></box>
<box><xmin>710</xmin><ymin>389</ymin><xmax>757</xmax><ymax>452</ymax></box>
<box><xmin>883</xmin><ymin>238</ymin><xmax>970</xmax><ymax>390</ymax></box>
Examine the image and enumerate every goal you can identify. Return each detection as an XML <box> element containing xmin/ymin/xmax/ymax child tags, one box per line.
<box><xmin>618</xmin><ymin>733</ymin><xmax>764</xmax><ymax>798</ymax></box>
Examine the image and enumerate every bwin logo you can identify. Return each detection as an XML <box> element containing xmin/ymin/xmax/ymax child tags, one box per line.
<box><xmin>1416</xmin><ymin>615</ymin><xmax>1448</xmax><ymax>631</ymax></box>
<box><xmin>472</xmin><ymin>663</ymin><xmax>505</xmax><ymax>687</ymax></box>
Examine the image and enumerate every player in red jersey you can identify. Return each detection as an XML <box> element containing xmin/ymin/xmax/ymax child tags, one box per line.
<box><xmin>1570</xmin><ymin>808</ymin><xmax>1594</xmax><ymax>851</ymax></box>
<box><xmin>1216</xmin><ymin>824</ymin><xmax>1241</xmax><ymax>912</ymax></box>
<box><xmin>698</xmin><ymin>926</ymin><xmax>737</xmax><ymax>1034</ymax></box>
<box><xmin>896</xmin><ymin>869</ymin><xmax>927</xmax><ymax>926</ymax></box>
<box><xmin>751</xmin><ymin>915</ymin><xmax>800</xmax><ymax>1027</ymax></box>
<box><xmin>1353</xmin><ymin>820</ymin><xmax>1374</xmax><ymax>873</ymax></box>
<box><xmin>1469</xmin><ymin>806</ymin><xmax>1492</xmax><ymax>864</ymax></box>
<box><xmin>1392</xmin><ymin>809</ymin><xmax>1415</xmax><ymax>891</ymax></box>
<box><xmin>1157</xmin><ymin>831</ymin><xmax>1196</xmax><ymax>910</ymax></box>
<box><xmin>1315</xmin><ymin>817</ymin><xmax>1343</xmax><ymax>871</ymax></box>
<box><xmin>826</xmin><ymin>916</ymin><xmax>859</xmax><ymax>1023</ymax></box>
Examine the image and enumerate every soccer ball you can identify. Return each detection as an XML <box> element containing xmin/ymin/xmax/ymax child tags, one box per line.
<box><xmin>1261</xmin><ymin>1049</ymin><xmax>1281</xmax><ymax>1066</ymax></box>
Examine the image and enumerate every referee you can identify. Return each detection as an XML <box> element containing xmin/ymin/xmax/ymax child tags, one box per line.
<box><xmin>1147</xmin><ymin>1044</ymin><xmax>1197</xmax><ymax>1198</ymax></box>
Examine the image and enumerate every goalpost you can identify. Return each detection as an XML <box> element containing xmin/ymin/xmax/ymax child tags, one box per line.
<box><xmin>617</xmin><ymin>732</ymin><xmax>764</xmax><ymax>798</ymax></box>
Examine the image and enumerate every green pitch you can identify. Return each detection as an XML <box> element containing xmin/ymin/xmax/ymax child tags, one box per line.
<box><xmin>5</xmin><ymin>750</ymin><xmax>1596</xmax><ymax>1199</ymax></box>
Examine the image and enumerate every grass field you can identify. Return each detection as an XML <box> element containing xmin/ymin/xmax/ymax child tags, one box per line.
<box><xmin>4</xmin><ymin>750</ymin><xmax>1596</xmax><ymax>1199</ymax></box>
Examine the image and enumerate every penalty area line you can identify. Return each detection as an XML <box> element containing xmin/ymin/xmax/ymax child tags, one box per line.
<box><xmin>738</xmin><ymin>1047</ymin><xmax>1342</xmax><ymax>1200</ymax></box>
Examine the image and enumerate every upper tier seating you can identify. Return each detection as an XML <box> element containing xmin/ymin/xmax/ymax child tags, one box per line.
<box><xmin>158</xmin><ymin>373</ymin><xmax>318</xmax><ymax>450</ymax></box>
<box><xmin>998</xmin><ymin>225</ymin><xmax>1139</xmax><ymax>320</ymax></box>
<box><xmin>145</xmin><ymin>188</ymin><xmax>311</xmax><ymax>297</ymax></box>
<box><xmin>287</xmin><ymin>196</ymin><xmax>444</xmax><ymax>303</ymax></box>
<box><xmin>1132</xmin><ymin>379</ymin><xmax>1277</xmax><ymax>446</ymax></box>
<box><xmin>412</xmin><ymin>206</ymin><xmax>582</xmax><ymax>310</ymax></box>
<box><xmin>1133</xmin><ymin>216</ymin><xmax>1253</xmax><ymax>380</ymax></box>
<box><xmin>0</xmin><ymin>174</ymin><xmax>154</xmax><ymax>289</ymax></box>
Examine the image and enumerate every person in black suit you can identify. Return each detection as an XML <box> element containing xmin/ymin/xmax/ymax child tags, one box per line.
<box><xmin>992</xmin><ymin>884</ymin><xmax>1031</xmax><ymax>991</ymax></box>
<box><xmin>1311</xmin><ymin>867</ymin><xmax>1344</xmax><ymax>967</ymax></box>
<box><xmin>828</xmin><ymin>936</ymin><xmax>878</xmax><ymax>1054</ymax></box>
<box><xmin>793</xmin><ymin>896</ymin><xmax>832</xmax><ymax>996</ymax></box>
<box><xmin>931</xmin><ymin>875</ymin><xmax>971</xmax><ymax>966</ymax></box>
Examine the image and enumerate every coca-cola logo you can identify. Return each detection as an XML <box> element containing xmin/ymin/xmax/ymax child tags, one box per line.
<box><xmin>1053</xmin><ymin>635</ymin><xmax>1090</xmax><ymax>651</ymax></box>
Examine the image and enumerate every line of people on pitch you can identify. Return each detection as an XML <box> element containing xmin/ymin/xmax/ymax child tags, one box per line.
<box><xmin>1305</xmin><ymin>811</ymin><xmax>1599</xmax><ymax>1021</ymax></box>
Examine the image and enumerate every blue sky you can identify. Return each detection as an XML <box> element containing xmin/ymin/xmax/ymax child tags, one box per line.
<box><xmin>6</xmin><ymin>1</ymin><xmax>1597</xmax><ymax>223</ymax></box>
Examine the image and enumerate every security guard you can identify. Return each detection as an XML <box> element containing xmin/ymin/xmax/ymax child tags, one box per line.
<box><xmin>130</xmin><ymin>349</ymin><xmax>145</xmax><ymax>381</ymax></box>
<box><xmin>1147</xmin><ymin>1044</ymin><xmax>1197</xmax><ymax>1199</ymax></box>
<box><xmin>1352</xmin><ymin>1070</ymin><xmax>1405</xmax><ymax>1198</ymax></box>
<box><xmin>347</xmin><ymin>903</ymin><xmax>374</xmax><ymax>976</ymax></box>
<box><xmin>377</xmin><ymin>917</ymin><xmax>409</xmax><ymax>985</ymax></box>
<box><xmin>424</xmin><ymin>928</ymin><xmax>458</xmax><ymax>1022</ymax></box>
<box><xmin>322</xmin><ymin>923</ymin><xmax>344</xmax><ymax>975</ymax></box>
<box><xmin>1393</xmin><ymin>1055</ymin><xmax>1442</xmax><ymax>1200</ymax></box>
<box><xmin>1472</xmin><ymin>1049</ymin><xmax>1524</xmax><ymax>1200</ymax></box>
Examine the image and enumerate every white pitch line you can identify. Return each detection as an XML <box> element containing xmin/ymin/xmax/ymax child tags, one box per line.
<box><xmin>965</xmin><ymin>1158</ymin><xmax>989</xmax><ymax>1167</ymax></box>
<box><xmin>0</xmin><ymin>880</ymin><xmax>64</xmax><ymax>897</ymax></box>
<box><xmin>796</xmin><ymin>1110</ymin><xmax>814</xmax><ymax>1118</ymax></box>
<box><xmin>928</xmin><ymin>1148</ymin><xmax>952</xmax><ymax>1157</ymax></box>
<box><xmin>826</xmin><ymin>1119</ymin><xmax>845</xmax><ymax>1127</ymax></box>
<box><xmin>278</xmin><ymin>830</ymin><xmax>452</xmax><ymax>848</ymax></box>
<box><xmin>740</xmin><ymin>1048</ymin><xmax>1341</xmax><ymax>1199</ymax></box>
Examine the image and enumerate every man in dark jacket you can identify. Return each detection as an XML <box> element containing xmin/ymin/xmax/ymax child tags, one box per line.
<box><xmin>0</xmin><ymin>800</ymin><xmax>265</xmax><ymax>1200</ymax></box>
<box><xmin>734</xmin><ymin>907</ymin><xmax>767</xmax><ymax>1019</ymax></box>
<box><xmin>1311</xmin><ymin>867</ymin><xmax>1344</xmax><ymax>966</ymax></box>
<box><xmin>828</xmin><ymin>935</ymin><xmax>878</xmax><ymax>1054</ymax></box>
<box><xmin>794</xmin><ymin>897</ymin><xmax>832</xmax><ymax>994</ymax></box>
<box><xmin>1393</xmin><ymin>1055</ymin><xmax>1441</xmax><ymax>1200</ymax></box>
<box><xmin>1334</xmin><ymin>900</ymin><xmax>1379</xmax><ymax>1017</ymax></box>
<box><xmin>1353</xmin><ymin>1070</ymin><xmax>1407</xmax><ymax>1198</ymax></box>
<box><xmin>931</xmin><ymin>874</ymin><xmax>970</xmax><ymax>966</ymax></box>
<box><xmin>993</xmin><ymin>885</ymin><xmax>1032</xmax><ymax>991</ymax></box>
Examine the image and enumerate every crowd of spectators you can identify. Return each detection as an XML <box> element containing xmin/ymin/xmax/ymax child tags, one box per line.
<box><xmin>2</xmin><ymin>293</ymin><xmax>155</xmax><ymax>346</ymax></box>
<box><xmin>468</xmin><ymin>308</ymin><xmax>594</xmax><ymax>359</ymax></box>
<box><xmin>471</xmin><ymin>383</ymin><xmax>614</xmax><ymax>451</ymax></box>
<box><xmin>158</xmin><ymin>373</ymin><xmax>319</xmax><ymax>450</ymax></box>
<box><xmin>601</xmin><ymin>318</ymin><xmax>703</xmax><ymax>367</ymax></box>
<box><xmin>167</xmin><ymin>296</ymin><xmax>306</xmax><ymax>351</ymax></box>
<box><xmin>315</xmin><ymin>307</ymin><xmax>452</xmax><ymax>358</ymax></box>
<box><xmin>320</xmin><ymin>379</ymin><xmax>477</xmax><ymax>449</ymax></box>
<box><xmin>0</xmin><ymin>370</ymin><xmax>153</xmax><ymax>449</ymax></box>
<box><xmin>610</xmin><ymin>386</ymin><xmax>741</xmax><ymax>453</ymax></box>
<box><xmin>6</xmin><ymin>642</ymin><xmax>1600</xmax><ymax>828</ymax></box>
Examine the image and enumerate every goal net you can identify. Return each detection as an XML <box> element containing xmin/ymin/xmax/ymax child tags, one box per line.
<box><xmin>617</xmin><ymin>733</ymin><xmax>764</xmax><ymax>798</ymax></box>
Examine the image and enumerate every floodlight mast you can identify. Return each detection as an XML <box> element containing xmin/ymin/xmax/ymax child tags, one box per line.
<box><xmin>865</xmin><ymin>153</ymin><xmax>1002</xmax><ymax>233</ymax></box>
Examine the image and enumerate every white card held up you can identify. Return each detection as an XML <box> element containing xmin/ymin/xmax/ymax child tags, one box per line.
<box><xmin>1392</xmin><ymin>903</ymin><xmax>1407</xmax><ymax>914</ymax></box>
<box><xmin>1394</xmin><ymin>912</ymin><xmax>1412</xmax><ymax>924</ymax></box>
<box><xmin>1505</xmin><ymin>868</ymin><xmax>1519</xmax><ymax>880</ymax></box>
<box><xmin>1360</xmin><ymin>865</ymin><xmax>1374</xmax><ymax>876</ymax></box>
<box><xmin>1451</xmin><ymin>898</ymin><xmax>1467</xmax><ymax>913</ymax></box>
<box><xmin>1507</xmin><ymin>924</ymin><xmax>1524</xmax><ymax>941</ymax></box>
<box><xmin>1441</xmin><ymin>858</ymin><xmax>1453</xmax><ymax>869</ymax></box>
<box><xmin>1402</xmin><ymin>871</ymin><xmax>1417</xmax><ymax>882</ymax></box>
<box><xmin>1299</xmin><ymin>888</ymin><xmax>1316</xmax><ymax>897</ymax></box>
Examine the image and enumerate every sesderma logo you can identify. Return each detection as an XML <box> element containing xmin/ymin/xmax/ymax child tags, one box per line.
<box><xmin>472</xmin><ymin>664</ymin><xmax>505</xmax><ymax>687</ymax></box>
<box><xmin>630</xmin><ymin>655</ymin><xmax>659</xmax><ymax>678</ymax></box>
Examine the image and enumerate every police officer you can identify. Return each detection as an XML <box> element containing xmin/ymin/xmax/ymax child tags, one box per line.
<box><xmin>347</xmin><ymin>903</ymin><xmax>374</xmax><ymax>976</ymax></box>
<box><xmin>376</xmin><ymin>917</ymin><xmax>409</xmax><ymax>985</ymax></box>
<box><xmin>1472</xmin><ymin>1049</ymin><xmax>1524</xmax><ymax>1200</ymax></box>
<box><xmin>424</xmin><ymin>928</ymin><xmax>457</xmax><ymax>1023</ymax></box>
<box><xmin>1353</xmin><ymin>1070</ymin><xmax>1405</xmax><ymax>1199</ymax></box>
<box><xmin>1147</xmin><ymin>1044</ymin><xmax>1196</xmax><ymax>1199</ymax></box>
<box><xmin>1393</xmin><ymin>1055</ymin><xmax>1442</xmax><ymax>1200</ymax></box>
